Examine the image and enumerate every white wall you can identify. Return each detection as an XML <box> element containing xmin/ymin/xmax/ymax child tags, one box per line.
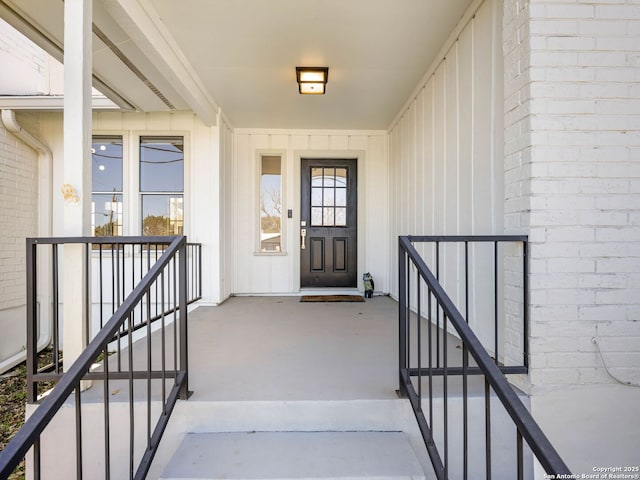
<box><xmin>232</xmin><ymin>130</ymin><xmax>388</xmax><ymax>294</ymax></box>
<box><xmin>387</xmin><ymin>0</ymin><xmax>505</xmax><ymax>351</ymax></box>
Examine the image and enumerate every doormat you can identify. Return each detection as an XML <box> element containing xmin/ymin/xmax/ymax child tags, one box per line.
<box><xmin>300</xmin><ymin>295</ymin><xmax>365</xmax><ymax>303</ymax></box>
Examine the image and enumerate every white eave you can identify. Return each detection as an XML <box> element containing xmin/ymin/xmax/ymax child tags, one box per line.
<box><xmin>0</xmin><ymin>95</ymin><xmax>120</xmax><ymax>111</ymax></box>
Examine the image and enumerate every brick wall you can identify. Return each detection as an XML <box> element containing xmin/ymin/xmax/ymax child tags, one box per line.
<box><xmin>0</xmin><ymin>113</ymin><xmax>39</xmax><ymax>311</ymax></box>
<box><xmin>504</xmin><ymin>0</ymin><xmax>640</xmax><ymax>390</ymax></box>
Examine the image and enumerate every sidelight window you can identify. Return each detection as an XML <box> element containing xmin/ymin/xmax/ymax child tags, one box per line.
<box><xmin>260</xmin><ymin>155</ymin><xmax>282</xmax><ymax>252</ymax></box>
<box><xmin>310</xmin><ymin>167</ymin><xmax>347</xmax><ymax>227</ymax></box>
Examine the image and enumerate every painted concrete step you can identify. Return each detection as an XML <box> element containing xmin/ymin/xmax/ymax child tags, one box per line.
<box><xmin>160</xmin><ymin>431</ymin><xmax>426</xmax><ymax>480</ymax></box>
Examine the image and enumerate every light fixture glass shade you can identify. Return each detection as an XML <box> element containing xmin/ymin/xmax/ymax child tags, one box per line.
<box><xmin>296</xmin><ymin>67</ymin><xmax>329</xmax><ymax>95</ymax></box>
<box><xmin>299</xmin><ymin>82</ymin><xmax>325</xmax><ymax>94</ymax></box>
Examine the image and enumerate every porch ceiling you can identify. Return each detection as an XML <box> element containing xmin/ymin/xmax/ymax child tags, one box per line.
<box><xmin>1</xmin><ymin>0</ymin><xmax>474</xmax><ymax>129</ymax></box>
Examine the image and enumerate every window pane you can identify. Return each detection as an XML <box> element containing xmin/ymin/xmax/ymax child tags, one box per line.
<box><xmin>92</xmin><ymin>136</ymin><xmax>123</xmax><ymax>192</ymax></box>
<box><xmin>92</xmin><ymin>193</ymin><xmax>122</xmax><ymax>236</ymax></box>
<box><xmin>140</xmin><ymin>137</ymin><xmax>184</xmax><ymax>192</ymax></box>
<box><xmin>336</xmin><ymin>188</ymin><xmax>346</xmax><ymax>207</ymax></box>
<box><xmin>311</xmin><ymin>168</ymin><xmax>323</xmax><ymax>187</ymax></box>
<box><xmin>142</xmin><ymin>195</ymin><xmax>183</xmax><ymax>235</ymax></box>
<box><xmin>335</xmin><ymin>208</ymin><xmax>347</xmax><ymax>226</ymax></box>
<box><xmin>323</xmin><ymin>168</ymin><xmax>335</xmax><ymax>187</ymax></box>
<box><xmin>323</xmin><ymin>188</ymin><xmax>334</xmax><ymax>206</ymax></box>
<box><xmin>311</xmin><ymin>207</ymin><xmax>322</xmax><ymax>226</ymax></box>
<box><xmin>311</xmin><ymin>187</ymin><xmax>322</xmax><ymax>206</ymax></box>
<box><xmin>335</xmin><ymin>168</ymin><xmax>347</xmax><ymax>187</ymax></box>
<box><xmin>323</xmin><ymin>207</ymin><xmax>334</xmax><ymax>226</ymax></box>
<box><xmin>260</xmin><ymin>155</ymin><xmax>281</xmax><ymax>252</ymax></box>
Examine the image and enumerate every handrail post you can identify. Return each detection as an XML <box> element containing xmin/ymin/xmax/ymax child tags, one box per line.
<box><xmin>398</xmin><ymin>238</ymin><xmax>408</xmax><ymax>398</ymax></box>
<box><xmin>178</xmin><ymin>238</ymin><xmax>190</xmax><ymax>399</ymax></box>
<box><xmin>26</xmin><ymin>239</ymin><xmax>38</xmax><ymax>404</ymax></box>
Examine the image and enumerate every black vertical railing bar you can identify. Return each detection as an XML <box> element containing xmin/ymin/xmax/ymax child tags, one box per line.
<box><xmin>443</xmin><ymin>313</ymin><xmax>448</xmax><ymax>479</ymax></box>
<box><xmin>85</xmin><ymin>244</ymin><xmax>90</xmax><ymax>347</ymax></box>
<box><xmin>128</xmin><ymin>312</ymin><xmax>134</xmax><ymax>480</ymax></box>
<box><xmin>407</xmin><ymin>254</ymin><xmax>411</xmax><ymax>387</ymax></box>
<box><xmin>161</xmin><ymin>268</ymin><xmax>167</xmax><ymax>414</ymax></box>
<box><xmin>116</xmin><ymin>242</ymin><xmax>122</xmax><ymax>372</ymax></box>
<box><xmin>146</xmin><ymin>284</ymin><xmax>152</xmax><ymax>452</ymax></box>
<box><xmin>198</xmin><ymin>244</ymin><xmax>203</xmax><ymax>299</ymax></box>
<box><xmin>485</xmin><ymin>378</ymin><xmax>492</xmax><ymax>480</ymax></box>
<box><xmin>494</xmin><ymin>241</ymin><xmax>499</xmax><ymax>366</ymax></box>
<box><xmin>517</xmin><ymin>430</ymin><xmax>524</xmax><ymax>480</ymax></box>
<box><xmin>463</xmin><ymin>241</ymin><xmax>469</xmax><ymax>480</ymax></box>
<box><xmin>417</xmin><ymin>270</ymin><xmax>422</xmax><ymax>409</ymax></box>
<box><xmin>427</xmin><ymin>288</ymin><xmax>433</xmax><ymax>440</ymax></box>
<box><xmin>26</xmin><ymin>239</ymin><xmax>38</xmax><ymax>404</ymax></box>
<box><xmin>523</xmin><ymin>242</ymin><xmax>529</xmax><ymax>369</ymax></box>
<box><xmin>99</xmin><ymin>246</ymin><xmax>104</xmax><ymax>330</ymax></box>
<box><xmin>173</xmin><ymin>255</ymin><xmax>178</xmax><ymax>386</ymax></box>
<box><xmin>397</xmin><ymin>241</ymin><xmax>408</xmax><ymax>397</ymax></box>
<box><xmin>398</xmin><ymin>236</ymin><xmax>572</xmax><ymax>477</ymax></box>
<box><xmin>0</xmin><ymin>235</ymin><xmax>193</xmax><ymax>480</ymax></box>
<box><xmin>178</xmin><ymin>242</ymin><xmax>190</xmax><ymax>399</ymax></box>
<box><xmin>53</xmin><ymin>244</ymin><xmax>60</xmax><ymax>374</ymax></box>
<box><xmin>435</xmin><ymin>241</ymin><xmax>440</xmax><ymax>369</ymax></box>
<box><xmin>103</xmin><ymin>346</ymin><xmax>111</xmax><ymax>480</ymax></box>
<box><xmin>33</xmin><ymin>438</ymin><xmax>41</xmax><ymax>480</ymax></box>
<box><xmin>74</xmin><ymin>387</ymin><xmax>83</xmax><ymax>480</ymax></box>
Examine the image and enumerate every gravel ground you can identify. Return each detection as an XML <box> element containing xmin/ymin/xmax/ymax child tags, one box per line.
<box><xmin>1</xmin><ymin>351</ymin><xmax>57</xmax><ymax>480</ymax></box>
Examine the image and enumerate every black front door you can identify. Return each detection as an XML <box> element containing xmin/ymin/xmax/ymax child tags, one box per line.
<box><xmin>300</xmin><ymin>159</ymin><xmax>357</xmax><ymax>288</ymax></box>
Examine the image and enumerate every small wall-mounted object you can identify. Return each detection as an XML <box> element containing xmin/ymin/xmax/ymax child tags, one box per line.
<box><xmin>61</xmin><ymin>183</ymin><xmax>80</xmax><ymax>204</ymax></box>
<box><xmin>296</xmin><ymin>67</ymin><xmax>329</xmax><ymax>95</ymax></box>
<box><xmin>288</xmin><ymin>209</ymin><xmax>293</xmax><ymax>218</ymax></box>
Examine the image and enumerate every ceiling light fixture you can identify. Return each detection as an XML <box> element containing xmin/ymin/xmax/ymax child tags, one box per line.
<box><xmin>296</xmin><ymin>67</ymin><xmax>329</xmax><ymax>95</ymax></box>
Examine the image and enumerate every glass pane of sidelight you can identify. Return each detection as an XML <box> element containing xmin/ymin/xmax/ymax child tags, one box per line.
<box><xmin>260</xmin><ymin>155</ymin><xmax>282</xmax><ymax>252</ymax></box>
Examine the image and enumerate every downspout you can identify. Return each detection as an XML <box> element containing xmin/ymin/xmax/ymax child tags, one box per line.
<box><xmin>1</xmin><ymin>109</ymin><xmax>53</xmax><ymax>372</ymax></box>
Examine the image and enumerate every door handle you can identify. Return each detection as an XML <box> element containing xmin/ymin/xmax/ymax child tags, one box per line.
<box><xmin>300</xmin><ymin>228</ymin><xmax>307</xmax><ymax>250</ymax></box>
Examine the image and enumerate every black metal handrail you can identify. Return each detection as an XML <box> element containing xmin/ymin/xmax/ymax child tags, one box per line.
<box><xmin>398</xmin><ymin>235</ymin><xmax>570</xmax><ymax>479</ymax></box>
<box><xmin>23</xmin><ymin>237</ymin><xmax>201</xmax><ymax>398</ymax></box>
<box><xmin>0</xmin><ymin>236</ymin><xmax>192</xmax><ymax>480</ymax></box>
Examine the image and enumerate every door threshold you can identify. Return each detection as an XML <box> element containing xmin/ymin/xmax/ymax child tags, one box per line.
<box><xmin>299</xmin><ymin>287</ymin><xmax>360</xmax><ymax>296</ymax></box>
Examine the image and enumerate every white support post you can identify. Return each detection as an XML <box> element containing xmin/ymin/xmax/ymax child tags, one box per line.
<box><xmin>62</xmin><ymin>0</ymin><xmax>92</xmax><ymax>369</ymax></box>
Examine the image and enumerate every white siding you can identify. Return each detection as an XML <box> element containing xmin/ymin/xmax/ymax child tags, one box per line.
<box><xmin>232</xmin><ymin>130</ymin><xmax>388</xmax><ymax>294</ymax></box>
<box><xmin>387</xmin><ymin>0</ymin><xmax>504</xmax><ymax>348</ymax></box>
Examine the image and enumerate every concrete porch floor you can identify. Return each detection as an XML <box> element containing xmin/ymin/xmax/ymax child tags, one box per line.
<box><xmin>187</xmin><ymin>295</ymin><xmax>402</xmax><ymax>401</ymax></box>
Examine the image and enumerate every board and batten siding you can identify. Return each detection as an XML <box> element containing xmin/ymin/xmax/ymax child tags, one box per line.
<box><xmin>387</xmin><ymin>0</ymin><xmax>505</xmax><ymax>353</ymax></box>
<box><xmin>232</xmin><ymin>130</ymin><xmax>388</xmax><ymax>294</ymax></box>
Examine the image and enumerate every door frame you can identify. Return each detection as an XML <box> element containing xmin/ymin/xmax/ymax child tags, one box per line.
<box><xmin>293</xmin><ymin>150</ymin><xmax>366</xmax><ymax>292</ymax></box>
